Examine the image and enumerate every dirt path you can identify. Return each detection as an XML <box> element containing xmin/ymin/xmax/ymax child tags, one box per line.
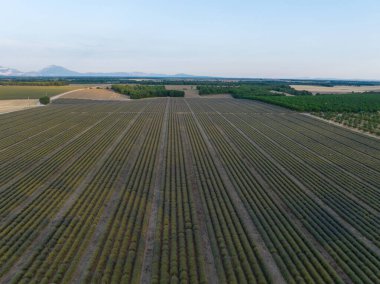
<box><xmin>140</xmin><ymin>98</ymin><xmax>169</xmax><ymax>284</ymax></box>
<box><xmin>0</xmin><ymin>108</ymin><xmax>145</xmax><ymax>284</ymax></box>
<box><xmin>216</xmin><ymin>111</ymin><xmax>380</xmax><ymax>258</ymax></box>
<box><xmin>50</xmin><ymin>88</ymin><xmax>86</xmax><ymax>101</ymax></box>
<box><xmin>179</xmin><ymin>113</ymin><xmax>219</xmax><ymax>284</ymax></box>
<box><xmin>185</xmin><ymin>99</ymin><xmax>286</xmax><ymax>284</ymax></box>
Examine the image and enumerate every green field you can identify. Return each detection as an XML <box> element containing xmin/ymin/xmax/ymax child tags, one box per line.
<box><xmin>0</xmin><ymin>85</ymin><xmax>82</xmax><ymax>100</ymax></box>
<box><xmin>250</xmin><ymin>93</ymin><xmax>380</xmax><ymax>112</ymax></box>
<box><xmin>0</xmin><ymin>97</ymin><xmax>379</xmax><ymax>283</ymax></box>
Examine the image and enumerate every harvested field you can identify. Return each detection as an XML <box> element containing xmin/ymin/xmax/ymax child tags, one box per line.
<box><xmin>60</xmin><ymin>88</ymin><xmax>129</xmax><ymax>101</ymax></box>
<box><xmin>0</xmin><ymin>97</ymin><xmax>379</xmax><ymax>283</ymax></box>
<box><xmin>0</xmin><ymin>99</ymin><xmax>39</xmax><ymax>114</ymax></box>
<box><xmin>291</xmin><ymin>84</ymin><xmax>380</xmax><ymax>94</ymax></box>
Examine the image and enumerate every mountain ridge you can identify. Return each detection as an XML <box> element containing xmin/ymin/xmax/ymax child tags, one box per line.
<box><xmin>0</xmin><ymin>65</ymin><xmax>198</xmax><ymax>78</ymax></box>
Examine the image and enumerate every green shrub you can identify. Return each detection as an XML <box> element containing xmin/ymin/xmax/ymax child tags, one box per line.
<box><xmin>39</xmin><ymin>96</ymin><xmax>50</xmax><ymax>105</ymax></box>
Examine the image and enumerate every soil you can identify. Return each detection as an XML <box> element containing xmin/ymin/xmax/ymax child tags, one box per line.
<box><xmin>0</xmin><ymin>99</ymin><xmax>39</xmax><ymax>114</ymax></box>
<box><xmin>291</xmin><ymin>85</ymin><xmax>380</xmax><ymax>94</ymax></box>
<box><xmin>59</xmin><ymin>88</ymin><xmax>129</xmax><ymax>101</ymax></box>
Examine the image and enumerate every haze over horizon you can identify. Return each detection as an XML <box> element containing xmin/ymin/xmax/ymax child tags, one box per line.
<box><xmin>1</xmin><ymin>0</ymin><xmax>380</xmax><ymax>80</ymax></box>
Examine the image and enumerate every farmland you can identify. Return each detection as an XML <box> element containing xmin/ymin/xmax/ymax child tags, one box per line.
<box><xmin>291</xmin><ymin>84</ymin><xmax>380</xmax><ymax>94</ymax></box>
<box><xmin>0</xmin><ymin>85</ymin><xmax>82</xmax><ymax>100</ymax></box>
<box><xmin>0</xmin><ymin>97</ymin><xmax>379</xmax><ymax>283</ymax></box>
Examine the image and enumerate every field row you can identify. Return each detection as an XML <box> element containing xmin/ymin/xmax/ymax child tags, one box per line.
<box><xmin>0</xmin><ymin>98</ymin><xmax>379</xmax><ymax>283</ymax></box>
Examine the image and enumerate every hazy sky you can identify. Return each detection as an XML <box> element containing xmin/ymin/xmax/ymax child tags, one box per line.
<box><xmin>1</xmin><ymin>0</ymin><xmax>380</xmax><ymax>79</ymax></box>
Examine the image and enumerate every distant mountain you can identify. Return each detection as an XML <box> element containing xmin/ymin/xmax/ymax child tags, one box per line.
<box><xmin>0</xmin><ymin>65</ymin><xmax>199</xmax><ymax>78</ymax></box>
<box><xmin>0</xmin><ymin>66</ymin><xmax>24</xmax><ymax>76</ymax></box>
<box><xmin>33</xmin><ymin>65</ymin><xmax>81</xmax><ymax>76</ymax></box>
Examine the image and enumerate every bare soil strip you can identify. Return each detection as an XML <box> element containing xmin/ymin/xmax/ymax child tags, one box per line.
<box><xmin>50</xmin><ymin>88</ymin><xmax>86</xmax><ymax>101</ymax></box>
<box><xmin>218</xmin><ymin>111</ymin><xmax>380</xmax><ymax>258</ymax></box>
<box><xmin>291</xmin><ymin>85</ymin><xmax>380</xmax><ymax>94</ymax></box>
<box><xmin>0</xmin><ymin>99</ymin><xmax>39</xmax><ymax>114</ymax></box>
<box><xmin>0</xmin><ymin>107</ymin><xmax>144</xmax><ymax>283</ymax></box>
<box><xmin>140</xmin><ymin>98</ymin><xmax>169</xmax><ymax>284</ymax></box>
<box><xmin>207</xmin><ymin>110</ymin><xmax>352</xmax><ymax>283</ymax></box>
<box><xmin>60</xmin><ymin>88</ymin><xmax>130</xmax><ymax>101</ymax></box>
<box><xmin>185</xmin><ymin>99</ymin><xmax>286</xmax><ymax>284</ymax></box>
<box><xmin>179</xmin><ymin>114</ymin><xmax>219</xmax><ymax>284</ymax></box>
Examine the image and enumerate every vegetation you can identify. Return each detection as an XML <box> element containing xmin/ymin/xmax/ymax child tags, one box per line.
<box><xmin>39</xmin><ymin>96</ymin><xmax>50</xmax><ymax>105</ymax></box>
<box><xmin>0</xmin><ymin>85</ymin><xmax>81</xmax><ymax>100</ymax></box>
<box><xmin>198</xmin><ymin>84</ymin><xmax>312</xmax><ymax>97</ymax></box>
<box><xmin>315</xmin><ymin>111</ymin><xmax>380</xmax><ymax>135</ymax></box>
<box><xmin>0</xmin><ymin>81</ymin><xmax>68</xmax><ymax>86</ymax></box>
<box><xmin>250</xmin><ymin>93</ymin><xmax>380</xmax><ymax>112</ymax></box>
<box><xmin>112</xmin><ymin>84</ymin><xmax>184</xmax><ymax>99</ymax></box>
<box><xmin>0</xmin><ymin>98</ymin><xmax>379</xmax><ymax>283</ymax></box>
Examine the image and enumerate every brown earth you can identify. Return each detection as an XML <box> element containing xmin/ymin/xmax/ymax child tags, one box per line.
<box><xmin>291</xmin><ymin>85</ymin><xmax>380</xmax><ymax>94</ymax></box>
<box><xmin>60</xmin><ymin>88</ymin><xmax>130</xmax><ymax>100</ymax></box>
<box><xmin>0</xmin><ymin>99</ymin><xmax>39</xmax><ymax>114</ymax></box>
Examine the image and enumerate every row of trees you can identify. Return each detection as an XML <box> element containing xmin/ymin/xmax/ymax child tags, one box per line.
<box><xmin>112</xmin><ymin>85</ymin><xmax>184</xmax><ymax>99</ymax></box>
<box><xmin>0</xmin><ymin>81</ymin><xmax>68</xmax><ymax>86</ymax></box>
<box><xmin>197</xmin><ymin>84</ymin><xmax>312</xmax><ymax>97</ymax></box>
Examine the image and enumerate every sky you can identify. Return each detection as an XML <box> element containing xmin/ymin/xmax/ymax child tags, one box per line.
<box><xmin>1</xmin><ymin>0</ymin><xmax>380</xmax><ymax>79</ymax></box>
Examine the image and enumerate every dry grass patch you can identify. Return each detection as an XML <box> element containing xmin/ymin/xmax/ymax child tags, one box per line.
<box><xmin>291</xmin><ymin>85</ymin><xmax>380</xmax><ymax>94</ymax></box>
<box><xmin>61</xmin><ymin>88</ymin><xmax>129</xmax><ymax>101</ymax></box>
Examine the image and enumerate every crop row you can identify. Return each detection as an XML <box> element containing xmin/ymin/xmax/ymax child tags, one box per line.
<box><xmin>187</xmin><ymin>101</ymin><xmax>341</xmax><ymax>283</ymax></box>
<box><xmin>0</xmin><ymin>110</ymin><xmax>115</xmax><ymax>190</ymax></box>
<box><xmin>84</xmin><ymin>100</ymin><xmax>167</xmax><ymax>283</ymax></box>
<box><xmin>181</xmin><ymin>106</ymin><xmax>271</xmax><ymax>283</ymax></box>
<box><xmin>10</xmin><ymin>110</ymin><xmax>154</xmax><ymax>283</ymax></box>
<box><xmin>151</xmin><ymin>108</ymin><xmax>206</xmax><ymax>283</ymax></box>
<box><xmin>189</xmin><ymin>99</ymin><xmax>380</xmax><ymax>283</ymax></box>
<box><xmin>248</xmin><ymin>113</ymin><xmax>380</xmax><ymax>208</ymax></box>
<box><xmin>0</xmin><ymin>108</ymin><xmax>137</xmax><ymax>277</ymax></box>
